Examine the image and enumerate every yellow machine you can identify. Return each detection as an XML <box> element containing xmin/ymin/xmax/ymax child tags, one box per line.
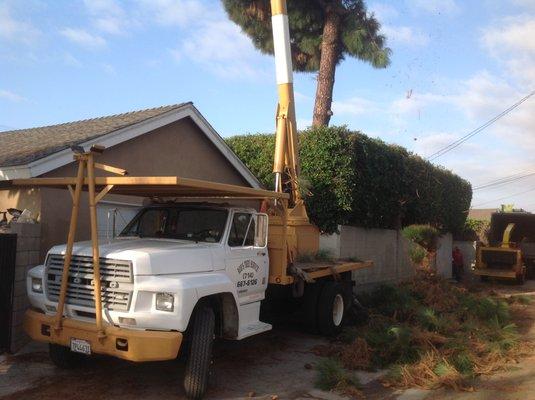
<box><xmin>475</xmin><ymin>220</ymin><xmax>526</xmax><ymax>283</ymax></box>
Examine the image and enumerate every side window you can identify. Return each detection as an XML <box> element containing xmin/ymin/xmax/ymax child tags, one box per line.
<box><xmin>228</xmin><ymin>213</ymin><xmax>255</xmax><ymax>247</ymax></box>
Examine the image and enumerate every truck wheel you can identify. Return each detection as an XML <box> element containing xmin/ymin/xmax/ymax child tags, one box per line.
<box><xmin>317</xmin><ymin>282</ymin><xmax>345</xmax><ymax>336</ymax></box>
<box><xmin>184</xmin><ymin>306</ymin><xmax>215</xmax><ymax>399</ymax></box>
<box><xmin>49</xmin><ymin>343</ymin><xmax>85</xmax><ymax>369</ymax></box>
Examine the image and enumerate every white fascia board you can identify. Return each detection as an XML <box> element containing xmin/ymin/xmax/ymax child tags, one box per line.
<box><xmin>0</xmin><ymin>104</ymin><xmax>262</xmax><ymax>189</ymax></box>
<box><xmin>0</xmin><ymin>166</ymin><xmax>31</xmax><ymax>180</ymax></box>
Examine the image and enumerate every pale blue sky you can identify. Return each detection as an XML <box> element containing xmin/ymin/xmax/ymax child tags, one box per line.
<box><xmin>1</xmin><ymin>0</ymin><xmax>535</xmax><ymax>210</ymax></box>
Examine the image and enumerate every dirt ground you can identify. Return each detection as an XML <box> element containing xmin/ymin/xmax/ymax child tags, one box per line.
<box><xmin>2</xmin><ymin>278</ymin><xmax>535</xmax><ymax>400</ymax></box>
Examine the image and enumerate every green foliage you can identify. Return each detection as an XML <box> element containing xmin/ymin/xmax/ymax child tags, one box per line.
<box><xmin>456</xmin><ymin>218</ymin><xmax>489</xmax><ymax>241</ymax></box>
<box><xmin>346</xmin><ymin>277</ymin><xmax>523</xmax><ymax>386</ymax></box>
<box><xmin>402</xmin><ymin>225</ymin><xmax>440</xmax><ymax>251</ymax></box>
<box><xmin>225</xmin><ymin>133</ymin><xmax>275</xmax><ymax>190</ymax></box>
<box><xmin>225</xmin><ymin>127</ymin><xmax>472</xmax><ymax>233</ymax></box>
<box><xmin>222</xmin><ymin>0</ymin><xmax>391</xmax><ymax>73</ymax></box>
<box><xmin>416</xmin><ymin>307</ymin><xmax>444</xmax><ymax>331</ymax></box>
<box><xmin>315</xmin><ymin>358</ymin><xmax>360</xmax><ymax>391</ymax></box>
<box><xmin>450</xmin><ymin>352</ymin><xmax>474</xmax><ymax>376</ymax></box>
<box><xmin>300</xmin><ymin>126</ymin><xmax>356</xmax><ymax>233</ymax></box>
<box><xmin>408</xmin><ymin>244</ymin><xmax>426</xmax><ymax>265</ymax></box>
<box><xmin>315</xmin><ymin>249</ymin><xmax>333</xmax><ymax>261</ymax></box>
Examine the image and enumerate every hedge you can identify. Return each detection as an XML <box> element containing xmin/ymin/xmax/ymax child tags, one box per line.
<box><xmin>226</xmin><ymin>126</ymin><xmax>472</xmax><ymax>234</ymax></box>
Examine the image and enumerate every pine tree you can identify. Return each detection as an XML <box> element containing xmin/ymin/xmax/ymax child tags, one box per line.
<box><xmin>222</xmin><ymin>0</ymin><xmax>391</xmax><ymax>126</ymax></box>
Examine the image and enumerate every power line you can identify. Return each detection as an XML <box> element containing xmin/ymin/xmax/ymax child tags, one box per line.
<box><xmin>471</xmin><ymin>186</ymin><xmax>535</xmax><ymax>208</ymax></box>
<box><xmin>473</xmin><ymin>171</ymin><xmax>535</xmax><ymax>191</ymax></box>
<box><xmin>426</xmin><ymin>90</ymin><xmax>535</xmax><ymax>161</ymax></box>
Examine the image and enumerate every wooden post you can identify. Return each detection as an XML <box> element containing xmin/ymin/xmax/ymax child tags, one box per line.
<box><xmin>54</xmin><ymin>155</ymin><xmax>86</xmax><ymax>331</ymax></box>
<box><xmin>87</xmin><ymin>152</ymin><xmax>106</xmax><ymax>339</ymax></box>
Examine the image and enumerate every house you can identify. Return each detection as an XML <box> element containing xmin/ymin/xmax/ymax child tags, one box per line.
<box><xmin>468</xmin><ymin>208</ymin><xmax>498</xmax><ymax>222</ymax></box>
<box><xmin>0</xmin><ymin>103</ymin><xmax>261</xmax><ymax>257</ymax></box>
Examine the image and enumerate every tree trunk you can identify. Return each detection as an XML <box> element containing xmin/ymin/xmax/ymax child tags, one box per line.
<box><xmin>312</xmin><ymin>6</ymin><xmax>341</xmax><ymax>127</ymax></box>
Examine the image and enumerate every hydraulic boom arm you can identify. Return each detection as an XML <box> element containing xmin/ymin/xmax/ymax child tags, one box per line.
<box><xmin>271</xmin><ymin>0</ymin><xmax>301</xmax><ymax>205</ymax></box>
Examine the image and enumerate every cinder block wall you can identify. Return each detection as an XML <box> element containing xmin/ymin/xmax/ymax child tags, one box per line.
<box><xmin>9</xmin><ymin>222</ymin><xmax>41</xmax><ymax>352</ymax></box>
<box><xmin>320</xmin><ymin>225</ymin><xmax>453</xmax><ymax>292</ymax></box>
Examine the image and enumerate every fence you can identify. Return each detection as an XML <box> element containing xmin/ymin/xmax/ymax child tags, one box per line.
<box><xmin>320</xmin><ymin>225</ymin><xmax>453</xmax><ymax>292</ymax></box>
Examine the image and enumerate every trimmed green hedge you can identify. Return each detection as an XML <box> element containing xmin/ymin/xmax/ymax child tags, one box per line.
<box><xmin>226</xmin><ymin>126</ymin><xmax>472</xmax><ymax>234</ymax></box>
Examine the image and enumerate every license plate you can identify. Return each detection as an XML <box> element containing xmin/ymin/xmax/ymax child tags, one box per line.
<box><xmin>70</xmin><ymin>338</ymin><xmax>91</xmax><ymax>355</ymax></box>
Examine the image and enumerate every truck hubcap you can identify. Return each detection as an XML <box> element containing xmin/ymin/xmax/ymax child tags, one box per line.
<box><xmin>332</xmin><ymin>294</ymin><xmax>344</xmax><ymax>326</ymax></box>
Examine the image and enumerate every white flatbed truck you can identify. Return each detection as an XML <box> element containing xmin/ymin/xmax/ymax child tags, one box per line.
<box><xmin>1</xmin><ymin>1</ymin><xmax>373</xmax><ymax>398</ymax></box>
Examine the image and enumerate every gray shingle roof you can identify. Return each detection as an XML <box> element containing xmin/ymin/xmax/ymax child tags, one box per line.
<box><xmin>0</xmin><ymin>103</ymin><xmax>190</xmax><ymax>167</ymax></box>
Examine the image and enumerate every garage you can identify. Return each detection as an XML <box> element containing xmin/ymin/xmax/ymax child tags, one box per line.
<box><xmin>97</xmin><ymin>201</ymin><xmax>140</xmax><ymax>239</ymax></box>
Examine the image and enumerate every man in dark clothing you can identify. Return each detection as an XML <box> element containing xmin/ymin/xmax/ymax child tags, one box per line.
<box><xmin>452</xmin><ymin>246</ymin><xmax>464</xmax><ymax>282</ymax></box>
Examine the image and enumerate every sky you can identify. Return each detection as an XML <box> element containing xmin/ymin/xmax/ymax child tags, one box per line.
<box><xmin>1</xmin><ymin>0</ymin><xmax>535</xmax><ymax>211</ymax></box>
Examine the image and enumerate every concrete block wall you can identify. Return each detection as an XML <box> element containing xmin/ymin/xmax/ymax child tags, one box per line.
<box><xmin>320</xmin><ymin>225</ymin><xmax>453</xmax><ymax>292</ymax></box>
<box><xmin>436</xmin><ymin>234</ymin><xmax>453</xmax><ymax>279</ymax></box>
<box><xmin>9</xmin><ymin>222</ymin><xmax>41</xmax><ymax>352</ymax></box>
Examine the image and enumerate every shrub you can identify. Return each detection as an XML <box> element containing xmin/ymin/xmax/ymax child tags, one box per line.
<box><xmin>315</xmin><ymin>358</ymin><xmax>360</xmax><ymax>391</ymax></box>
<box><xmin>402</xmin><ymin>225</ymin><xmax>440</xmax><ymax>252</ymax></box>
<box><xmin>226</xmin><ymin>126</ymin><xmax>472</xmax><ymax>233</ymax></box>
<box><xmin>455</xmin><ymin>218</ymin><xmax>490</xmax><ymax>241</ymax></box>
<box><xmin>321</xmin><ymin>275</ymin><xmax>526</xmax><ymax>391</ymax></box>
<box><xmin>408</xmin><ymin>244</ymin><xmax>426</xmax><ymax>265</ymax></box>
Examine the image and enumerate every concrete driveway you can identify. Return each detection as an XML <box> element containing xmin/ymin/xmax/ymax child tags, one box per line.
<box><xmin>0</xmin><ymin>327</ymin><xmax>359</xmax><ymax>400</ymax></box>
<box><xmin>2</xmin><ymin>280</ymin><xmax>535</xmax><ymax>400</ymax></box>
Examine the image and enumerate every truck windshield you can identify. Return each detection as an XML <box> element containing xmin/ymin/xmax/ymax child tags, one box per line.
<box><xmin>119</xmin><ymin>207</ymin><xmax>228</xmax><ymax>243</ymax></box>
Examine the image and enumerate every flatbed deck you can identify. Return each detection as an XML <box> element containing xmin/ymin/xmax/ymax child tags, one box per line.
<box><xmin>294</xmin><ymin>259</ymin><xmax>373</xmax><ymax>280</ymax></box>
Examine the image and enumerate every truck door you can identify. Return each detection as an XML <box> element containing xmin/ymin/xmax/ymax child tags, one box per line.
<box><xmin>226</xmin><ymin>212</ymin><xmax>269</xmax><ymax>305</ymax></box>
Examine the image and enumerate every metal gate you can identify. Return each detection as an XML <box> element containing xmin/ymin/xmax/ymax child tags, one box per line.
<box><xmin>0</xmin><ymin>233</ymin><xmax>17</xmax><ymax>352</ymax></box>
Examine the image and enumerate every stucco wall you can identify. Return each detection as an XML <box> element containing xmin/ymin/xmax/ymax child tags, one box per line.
<box><xmin>320</xmin><ymin>225</ymin><xmax>453</xmax><ymax>292</ymax></box>
<box><xmin>0</xmin><ymin>187</ymin><xmax>41</xmax><ymax>223</ymax></box>
<box><xmin>3</xmin><ymin>117</ymin><xmax>255</xmax><ymax>258</ymax></box>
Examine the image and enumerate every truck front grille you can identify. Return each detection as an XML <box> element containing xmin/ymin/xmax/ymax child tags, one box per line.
<box><xmin>45</xmin><ymin>254</ymin><xmax>133</xmax><ymax>311</ymax></box>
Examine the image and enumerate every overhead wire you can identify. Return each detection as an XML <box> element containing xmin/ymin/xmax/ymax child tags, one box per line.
<box><xmin>471</xmin><ymin>186</ymin><xmax>535</xmax><ymax>208</ymax></box>
<box><xmin>473</xmin><ymin>171</ymin><xmax>535</xmax><ymax>191</ymax></box>
<box><xmin>426</xmin><ymin>90</ymin><xmax>535</xmax><ymax>161</ymax></box>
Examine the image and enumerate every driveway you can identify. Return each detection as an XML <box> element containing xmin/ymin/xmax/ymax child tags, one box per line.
<box><xmin>2</xmin><ymin>279</ymin><xmax>535</xmax><ymax>400</ymax></box>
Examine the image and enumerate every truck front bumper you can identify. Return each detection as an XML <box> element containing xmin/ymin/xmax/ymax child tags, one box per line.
<box><xmin>23</xmin><ymin>309</ymin><xmax>182</xmax><ymax>362</ymax></box>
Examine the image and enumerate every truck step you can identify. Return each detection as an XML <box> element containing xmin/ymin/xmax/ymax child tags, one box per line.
<box><xmin>237</xmin><ymin>321</ymin><xmax>272</xmax><ymax>340</ymax></box>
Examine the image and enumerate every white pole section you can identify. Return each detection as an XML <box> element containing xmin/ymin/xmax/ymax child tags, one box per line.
<box><xmin>271</xmin><ymin>13</ymin><xmax>293</xmax><ymax>85</ymax></box>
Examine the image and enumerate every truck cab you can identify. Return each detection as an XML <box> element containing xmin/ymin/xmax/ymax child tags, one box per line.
<box><xmin>27</xmin><ymin>203</ymin><xmax>272</xmax><ymax>341</ymax></box>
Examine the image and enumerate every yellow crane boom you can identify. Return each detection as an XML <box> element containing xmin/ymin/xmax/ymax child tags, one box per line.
<box><xmin>271</xmin><ymin>0</ymin><xmax>300</xmax><ymax>204</ymax></box>
<box><xmin>268</xmin><ymin>0</ymin><xmax>319</xmax><ymax>263</ymax></box>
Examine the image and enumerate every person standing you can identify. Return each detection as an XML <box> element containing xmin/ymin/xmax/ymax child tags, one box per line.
<box><xmin>452</xmin><ymin>246</ymin><xmax>464</xmax><ymax>282</ymax></box>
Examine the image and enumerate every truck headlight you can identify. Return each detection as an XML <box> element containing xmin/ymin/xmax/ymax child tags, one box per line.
<box><xmin>155</xmin><ymin>292</ymin><xmax>174</xmax><ymax>312</ymax></box>
<box><xmin>31</xmin><ymin>277</ymin><xmax>43</xmax><ymax>293</ymax></box>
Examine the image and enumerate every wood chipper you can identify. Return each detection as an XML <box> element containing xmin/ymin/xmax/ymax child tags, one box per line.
<box><xmin>0</xmin><ymin>1</ymin><xmax>372</xmax><ymax>399</ymax></box>
<box><xmin>474</xmin><ymin>211</ymin><xmax>535</xmax><ymax>283</ymax></box>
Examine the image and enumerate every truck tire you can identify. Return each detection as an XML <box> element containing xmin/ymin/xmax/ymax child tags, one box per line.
<box><xmin>48</xmin><ymin>343</ymin><xmax>85</xmax><ymax>369</ymax></box>
<box><xmin>317</xmin><ymin>282</ymin><xmax>345</xmax><ymax>336</ymax></box>
<box><xmin>184</xmin><ymin>306</ymin><xmax>215</xmax><ymax>399</ymax></box>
